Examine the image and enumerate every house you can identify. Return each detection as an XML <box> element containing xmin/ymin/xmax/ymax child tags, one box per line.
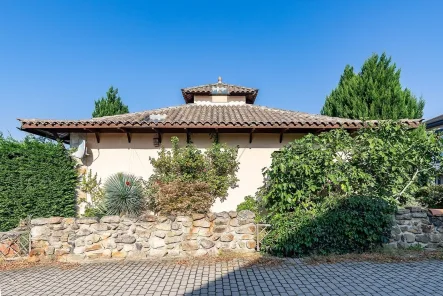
<box><xmin>426</xmin><ymin>114</ymin><xmax>443</xmax><ymax>185</ymax></box>
<box><xmin>18</xmin><ymin>78</ymin><xmax>421</xmax><ymax>211</ymax></box>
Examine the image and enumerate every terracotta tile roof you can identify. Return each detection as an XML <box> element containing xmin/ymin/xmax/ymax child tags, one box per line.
<box><xmin>18</xmin><ymin>103</ymin><xmax>422</xmax><ymax>130</ymax></box>
<box><xmin>181</xmin><ymin>79</ymin><xmax>258</xmax><ymax>104</ymax></box>
<box><xmin>425</xmin><ymin>114</ymin><xmax>443</xmax><ymax>129</ymax></box>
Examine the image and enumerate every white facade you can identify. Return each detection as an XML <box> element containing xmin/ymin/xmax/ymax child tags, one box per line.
<box><xmin>78</xmin><ymin>132</ymin><xmax>303</xmax><ymax>212</ymax></box>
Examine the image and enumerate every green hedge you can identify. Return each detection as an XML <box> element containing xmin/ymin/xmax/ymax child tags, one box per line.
<box><xmin>262</xmin><ymin>196</ymin><xmax>395</xmax><ymax>257</ymax></box>
<box><xmin>0</xmin><ymin>136</ymin><xmax>78</xmax><ymax>231</ymax></box>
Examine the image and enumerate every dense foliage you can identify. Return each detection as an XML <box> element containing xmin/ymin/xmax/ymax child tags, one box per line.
<box><xmin>262</xmin><ymin>196</ymin><xmax>395</xmax><ymax>256</ymax></box>
<box><xmin>145</xmin><ymin>137</ymin><xmax>239</xmax><ymax>214</ymax></box>
<box><xmin>263</xmin><ymin>122</ymin><xmax>443</xmax><ymax>213</ymax></box>
<box><xmin>0</xmin><ymin>135</ymin><xmax>78</xmax><ymax>231</ymax></box>
<box><xmin>415</xmin><ymin>185</ymin><xmax>443</xmax><ymax>209</ymax></box>
<box><xmin>103</xmin><ymin>173</ymin><xmax>145</xmax><ymax>216</ymax></box>
<box><xmin>151</xmin><ymin>181</ymin><xmax>213</xmax><ymax>215</ymax></box>
<box><xmin>321</xmin><ymin>53</ymin><xmax>424</xmax><ymax>120</ymax></box>
<box><xmin>92</xmin><ymin>86</ymin><xmax>129</xmax><ymax>118</ymax></box>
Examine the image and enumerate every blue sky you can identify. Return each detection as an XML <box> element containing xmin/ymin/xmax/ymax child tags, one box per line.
<box><xmin>1</xmin><ymin>0</ymin><xmax>442</xmax><ymax>139</ymax></box>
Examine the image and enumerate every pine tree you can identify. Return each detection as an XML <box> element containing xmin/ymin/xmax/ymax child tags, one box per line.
<box><xmin>321</xmin><ymin>53</ymin><xmax>424</xmax><ymax>120</ymax></box>
<box><xmin>92</xmin><ymin>86</ymin><xmax>129</xmax><ymax>118</ymax></box>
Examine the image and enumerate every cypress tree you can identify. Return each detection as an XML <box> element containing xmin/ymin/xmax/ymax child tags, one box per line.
<box><xmin>92</xmin><ymin>86</ymin><xmax>129</xmax><ymax>118</ymax></box>
<box><xmin>321</xmin><ymin>53</ymin><xmax>424</xmax><ymax>120</ymax></box>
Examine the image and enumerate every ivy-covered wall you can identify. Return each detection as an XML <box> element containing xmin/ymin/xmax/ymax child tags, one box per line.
<box><xmin>0</xmin><ymin>136</ymin><xmax>78</xmax><ymax>231</ymax></box>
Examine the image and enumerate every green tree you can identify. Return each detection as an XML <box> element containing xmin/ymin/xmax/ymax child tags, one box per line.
<box><xmin>321</xmin><ymin>53</ymin><xmax>424</xmax><ymax>120</ymax></box>
<box><xmin>92</xmin><ymin>86</ymin><xmax>129</xmax><ymax>118</ymax></box>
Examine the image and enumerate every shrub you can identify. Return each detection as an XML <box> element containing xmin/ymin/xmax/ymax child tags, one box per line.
<box><xmin>262</xmin><ymin>196</ymin><xmax>396</xmax><ymax>257</ymax></box>
<box><xmin>145</xmin><ymin>137</ymin><xmax>239</xmax><ymax>214</ymax></box>
<box><xmin>263</xmin><ymin>122</ymin><xmax>443</xmax><ymax>212</ymax></box>
<box><xmin>415</xmin><ymin>185</ymin><xmax>443</xmax><ymax>208</ymax></box>
<box><xmin>103</xmin><ymin>173</ymin><xmax>145</xmax><ymax>216</ymax></box>
<box><xmin>150</xmin><ymin>180</ymin><xmax>213</xmax><ymax>215</ymax></box>
<box><xmin>0</xmin><ymin>135</ymin><xmax>78</xmax><ymax>231</ymax></box>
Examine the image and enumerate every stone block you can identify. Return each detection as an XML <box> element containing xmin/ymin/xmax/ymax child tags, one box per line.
<box><xmin>396</xmin><ymin>214</ymin><xmax>412</xmax><ymax>220</ymax></box>
<box><xmin>240</xmin><ymin>234</ymin><xmax>254</xmax><ymax>240</ymax></box>
<box><xmin>406</xmin><ymin>206</ymin><xmax>423</xmax><ymax>213</ymax></box>
<box><xmin>193</xmin><ymin>219</ymin><xmax>211</xmax><ymax>228</ymax></box>
<box><xmin>76</xmin><ymin>217</ymin><xmax>98</xmax><ymax>224</ymax></box>
<box><xmin>139</xmin><ymin>214</ymin><xmax>157</xmax><ymax>222</ymax></box>
<box><xmin>167</xmin><ymin>230</ymin><xmax>183</xmax><ymax>237</ymax></box>
<box><xmin>91</xmin><ymin>223</ymin><xmax>109</xmax><ymax>231</ymax></box>
<box><xmin>192</xmin><ymin>213</ymin><xmax>206</xmax><ymax>221</ymax></box>
<box><xmin>182</xmin><ymin>221</ymin><xmax>192</xmax><ymax>227</ymax></box>
<box><xmin>115</xmin><ymin>235</ymin><xmax>136</xmax><ymax>244</ymax></box>
<box><xmin>207</xmin><ymin>213</ymin><xmax>216</xmax><ymax>222</ymax></box>
<box><xmin>416</xmin><ymin>234</ymin><xmax>430</xmax><ymax>243</ymax></box>
<box><xmin>165</xmin><ymin>236</ymin><xmax>181</xmax><ymax>244</ymax></box>
<box><xmin>149</xmin><ymin>236</ymin><xmax>166</xmax><ymax>249</ymax></box>
<box><xmin>85</xmin><ymin>234</ymin><xmax>101</xmax><ymax>245</ymax></box>
<box><xmin>185</xmin><ymin>234</ymin><xmax>198</xmax><ymax>240</ymax></box>
<box><xmin>421</xmin><ymin>224</ymin><xmax>433</xmax><ymax>233</ymax></box>
<box><xmin>52</xmin><ymin>224</ymin><xmax>65</xmax><ymax>231</ymax></box>
<box><xmin>235</xmin><ymin>225</ymin><xmax>256</xmax><ymax>234</ymax></box>
<box><xmin>73</xmin><ymin>247</ymin><xmax>85</xmax><ymax>254</ymax></box>
<box><xmin>229</xmin><ymin>218</ymin><xmax>239</xmax><ymax>227</ymax></box>
<box><xmin>214</xmin><ymin>218</ymin><xmax>230</xmax><ymax>226</ymax></box>
<box><xmin>412</xmin><ymin>212</ymin><xmax>428</xmax><ymax>218</ymax></box>
<box><xmin>176</xmin><ymin>216</ymin><xmax>192</xmax><ymax>222</ymax></box>
<box><xmin>85</xmin><ymin>243</ymin><xmax>102</xmax><ymax>252</ymax></box>
<box><xmin>238</xmin><ymin>210</ymin><xmax>255</xmax><ymax>220</ymax></box>
<box><xmin>246</xmin><ymin>240</ymin><xmax>256</xmax><ymax>249</ymax></box>
<box><xmin>156</xmin><ymin>223</ymin><xmax>171</xmax><ymax>231</ymax></box>
<box><xmin>402</xmin><ymin>233</ymin><xmax>415</xmax><ymax>243</ymax></box>
<box><xmin>396</xmin><ymin>220</ymin><xmax>411</xmax><ymax>225</ymax></box>
<box><xmin>396</xmin><ymin>208</ymin><xmax>410</xmax><ymax>215</ymax></box>
<box><xmin>55</xmin><ymin>248</ymin><xmax>70</xmax><ymax>256</ymax></box>
<box><xmin>429</xmin><ymin>233</ymin><xmax>442</xmax><ymax>243</ymax></box>
<box><xmin>101</xmin><ymin>238</ymin><xmax>117</xmax><ymax>249</ymax></box>
<box><xmin>198</xmin><ymin>229</ymin><xmax>212</xmax><ymax>237</ymax></box>
<box><xmin>31</xmin><ymin>217</ymin><xmax>63</xmax><ymax>225</ymax></box>
<box><xmin>74</xmin><ymin>237</ymin><xmax>85</xmax><ymax>247</ymax></box>
<box><xmin>149</xmin><ymin>249</ymin><xmax>167</xmax><ymax>257</ymax></box>
<box><xmin>154</xmin><ymin>231</ymin><xmax>166</xmax><ymax>239</ymax></box>
<box><xmin>76</xmin><ymin>228</ymin><xmax>92</xmax><ymax>236</ymax></box>
<box><xmin>220</xmin><ymin>234</ymin><xmax>234</xmax><ymax>242</ymax></box>
<box><xmin>46</xmin><ymin>246</ymin><xmax>55</xmax><ymax>255</ymax></box>
<box><xmin>171</xmin><ymin>222</ymin><xmax>180</xmax><ymax>230</ymax></box>
<box><xmin>31</xmin><ymin>226</ymin><xmax>50</xmax><ymax>237</ymax></box>
<box><xmin>111</xmin><ymin>250</ymin><xmax>127</xmax><ymax>258</ymax></box>
<box><xmin>213</xmin><ymin>226</ymin><xmax>228</xmax><ymax>233</ymax></box>
<box><xmin>100</xmin><ymin>216</ymin><xmax>120</xmax><ymax>223</ymax></box>
<box><xmin>228</xmin><ymin>211</ymin><xmax>237</xmax><ymax>218</ymax></box>
<box><xmin>181</xmin><ymin>241</ymin><xmax>199</xmax><ymax>251</ymax></box>
<box><xmin>200</xmin><ymin>238</ymin><xmax>215</xmax><ymax>249</ymax></box>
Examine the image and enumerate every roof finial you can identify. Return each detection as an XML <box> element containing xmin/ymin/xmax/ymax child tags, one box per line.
<box><xmin>218</xmin><ymin>76</ymin><xmax>222</xmax><ymax>83</ymax></box>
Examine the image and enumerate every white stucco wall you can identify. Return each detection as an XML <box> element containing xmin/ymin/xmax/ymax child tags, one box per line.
<box><xmin>79</xmin><ymin>132</ymin><xmax>303</xmax><ymax>212</ymax></box>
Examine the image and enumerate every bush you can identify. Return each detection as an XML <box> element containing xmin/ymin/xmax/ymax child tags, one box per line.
<box><xmin>262</xmin><ymin>196</ymin><xmax>395</xmax><ymax>257</ymax></box>
<box><xmin>145</xmin><ymin>137</ymin><xmax>239</xmax><ymax>214</ymax></box>
<box><xmin>263</xmin><ymin>122</ymin><xmax>443</xmax><ymax>212</ymax></box>
<box><xmin>0</xmin><ymin>135</ymin><xmax>78</xmax><ymax>231</ymax></box>
<box><xmin>103</xmin><ymin>173</ymin><xmax>145</xmax><ymax>216</ymax></box>
<box><xmin>150</xmin><ymin>180</ymin><xmax>213</xmax><ymax>215</ymax></box>
<box><xmin>415</xmin><ymin>185</ymin><xmax>443</xmax><ymax>208</ymax></box>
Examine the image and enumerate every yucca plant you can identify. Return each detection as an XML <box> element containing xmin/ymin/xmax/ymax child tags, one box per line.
<box><xmin>103</xmin><ymin>173</ymin><xmax>145</xmax><ymax>216</ymax></box>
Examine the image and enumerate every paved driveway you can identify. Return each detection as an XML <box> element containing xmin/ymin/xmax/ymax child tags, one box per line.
<box><xmin>0</xmin><ymin>258</ymin><xmax>442</xmax><ymax>296</ymax></box>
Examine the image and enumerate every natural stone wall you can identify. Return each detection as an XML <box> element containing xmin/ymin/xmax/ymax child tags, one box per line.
<box><xmin>388</xmin><ymin>207</ymin><xmax>443</xmax><ymax>249</ymax></box>
<box><xmin>29</xmin><ymin>211</ymin><xmax>257</xmax><ymax>262</ymax></box>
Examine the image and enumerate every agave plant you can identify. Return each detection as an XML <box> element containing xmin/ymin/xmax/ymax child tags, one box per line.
<box><xmin>103</xmin><ymin>173</ymin><xmax>145</xmax><ymax>216</ymax></box>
